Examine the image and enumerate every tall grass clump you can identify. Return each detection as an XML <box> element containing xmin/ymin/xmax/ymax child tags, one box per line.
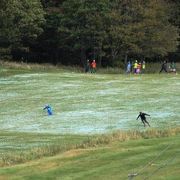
<box><xmin>0</xmin><ymin>144</ymin><xmax>75</xmax><ymax>167</ymax></box>
<box><xmin>78</xmin><ymin>127</ymin><xmax>180</xmax><ymax>148</ymax></box>
<box><xmin>0</xmin><ymin>60</ymin><xmax>55</xmax><ymax>70</ymax></box>
<box><xmin>0</xmin><ymin>60</ymin><xmax>84</xmax><ymax>76</ymax></box>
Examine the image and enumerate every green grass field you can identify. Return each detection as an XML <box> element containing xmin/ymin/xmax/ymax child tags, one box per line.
<box><xmin>1</xmin><ymin>69</ymin><xmax>179</xmax><ymax>134</ymax></box>
<box><xmin>0</xmin><ymin>65</ymin><xmax>180</xmax><ymax>179</ymax></box>
<box><xmin>0</xmin><ymin>135</ymin><xmax>179</xmax><ymax>180</ymax></box>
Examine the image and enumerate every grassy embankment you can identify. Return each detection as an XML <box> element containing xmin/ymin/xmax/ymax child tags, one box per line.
<box><xmin>0</xmin><ymin>62</ymin><xmax>179</xmax><ymax>179</ymax></box>
<box><xmin>0</xmin><ymin>128</ymin><xmax>179</xmax><ymax>167</ymax></box>
<box><xmin>0</xmin><ymin>130</ymin><xmax>179</xmax><ymax>180</ymax></box>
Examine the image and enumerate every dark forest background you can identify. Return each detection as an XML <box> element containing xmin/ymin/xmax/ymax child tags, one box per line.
<box><xmin>0</xmin><ymin>0</ymin><xmax>180</xmax><ymax>67</ymax></box>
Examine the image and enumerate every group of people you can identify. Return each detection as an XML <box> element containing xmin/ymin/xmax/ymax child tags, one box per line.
<box><xmin>85</xmin><ymin>59</ymin><xmax>97</xmax><ymax>73</ymax></box>
<box><xmin>126</xmin><ymin>60</ymin><xmax>146</xmax><ymax>74</ymax></box>
<box><xmin>126</xmin><ymin>60</ymin><xmax>177</xmax><ymax>74</ymax></box>
<box><xmin>85</xmin><ymin>59</ymin><xmax>177</xmax><ymax>74</ymax></box>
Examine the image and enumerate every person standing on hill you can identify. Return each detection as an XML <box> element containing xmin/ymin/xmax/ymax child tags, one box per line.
<box><xmin>136</xmin><ymin>112</ymin><xmax>151</xmax><ymax>127</ymax></box>
<box><xmin>85</xmin><ymin>59</ymin><xmax>90</xmax><ymax>73</ymax></box>
<box><xmin>91</xmin><ymin>60</ymin><xmax>97</xmax><ymax>73</ymax></box>
<box><xmin>133</xmin><ymin>60</ymin><xmax>138</xmax><ymax>74</ymax></box>
<box><xmin>159</xmin><ymin>61</ymin><xmax>168</xmax><ymax>73</ymax></box>
<box><xmin>126</xmin><ymin>61</ymin><xmax>131</xmax><ymax>73</ymax></box>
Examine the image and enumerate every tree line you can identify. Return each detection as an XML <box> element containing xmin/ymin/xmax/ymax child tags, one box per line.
<box><xmin>0</xmin><ymin>0</ymin><xmax>180</xmax><ymax>67</ymax></box>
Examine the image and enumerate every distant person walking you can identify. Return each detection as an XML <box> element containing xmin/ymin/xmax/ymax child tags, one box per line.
<box><xmin>126</xmin><ymin>61</ymin><xmax>131</xmax><ymax>73</ymax></box>
<box><xmin>136</xmin><ymin>112</ymin><xmax>150</xmax><ymax>127</ymax></box>
<box><xmin>133</xmin><ymin>60</ymin><xmax>138</xmax><ymax>74</ymax></box>
<box><xmin>85</xmin><ymin>59</ymin><xmax>90</xmax><ymax>73</ymax></box>
<box><xmin>159</xmin><ymin>61</ymin><xmax>168</xmax><ymax>73</ymax></box>
<box><xmin>91</xmin><ymin>60</ymin><xmax>97</xmax><ymax>73</ymax></box>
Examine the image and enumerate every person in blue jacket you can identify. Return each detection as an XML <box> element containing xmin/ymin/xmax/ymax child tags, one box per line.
<box><xmin>126</xmin><ymin>61</ymin><xmax>131</xmax><ymax>73</ymax></box>
<box><xmin>43</xmin><ymin>104</ymin><xmax>53</xmax><ymax>115</ymax></box>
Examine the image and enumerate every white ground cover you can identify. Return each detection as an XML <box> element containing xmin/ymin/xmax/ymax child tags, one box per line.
<box><xmin>0</xmin><ymin>73</ymin><xmax>179</xmax><ymax>134</ymax></box>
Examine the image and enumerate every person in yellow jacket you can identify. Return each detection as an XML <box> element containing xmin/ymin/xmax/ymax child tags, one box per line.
<box><xmin>133</xmin><ymin>60</ymin><xmax>138</xmax><ymax>74</ymax></box>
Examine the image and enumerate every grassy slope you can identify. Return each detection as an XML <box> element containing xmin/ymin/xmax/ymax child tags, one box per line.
<box><xmin>0</xmin><ymin>135</ymin><xmax>179</xmax><ymax>180</ymax></box>
<box><xmin>0</xmin><ymin>64</ymin><xmax>180</xmax><ymax>179</ymax></box>
<box><xmin>0</xmin><ymin>131</ymin><xmax>92</xmax><ymax>167</ymax></box>
<box><xmin>1</xmin><ymin>68</ymin><xmax>180</xmax><ymax>134</ymax></box>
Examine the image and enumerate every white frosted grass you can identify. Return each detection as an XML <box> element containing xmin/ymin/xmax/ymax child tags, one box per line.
<box><xmin>0</xmin><ymin>108</ymin><xmax>136</xmax><ymax>134</ymax></box>
<box><xmin>96</xmin><ymin>89</ymin><xmax>120</xmax><ymax>95</ymax></box>
<box><xmin>0</xmin><ymin>73</ymin><xmax>179</xmax><ymax>134</ymax></box>
<box><xmin>151</xmin><ymin>112</ymin><xmax>174</xmax><ymax>118</ymax></box>
<box><xmin>0</xmin><ymin>92</ymin><xmax>20</xmax><ymax>101</ymax></box>
<box><xmin>0</xmin><ymin>79</ymin><xmax>19</xmax><ymax>85</ymax></box>
<box><xmin>58</xmin><ymin>84</ymin><xmax>81</xmax><ymax>88</ymax></box>
<box><xmin>12</xmin><ymin>73</ymin><xmax>45</xmax><ymax>78</ymax></box>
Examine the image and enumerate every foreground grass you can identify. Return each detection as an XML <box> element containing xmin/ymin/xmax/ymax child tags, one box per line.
<box><xmin>0</xmin><ymin>128</ymin><xmax>179</xmax><ymax>167</ymax></box>
<box><xmin>0</xmin><ymin>131</ymin><xmax>90</xmax><ymax>167</ymax></box>
<box><xmin>0</xmin><ymin>133</ymin><xmax>179</xmax><ymax>180</ymax></box>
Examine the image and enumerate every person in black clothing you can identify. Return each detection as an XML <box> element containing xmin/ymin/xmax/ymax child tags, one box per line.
<box><xmin>85</xmin><ymin>59</ymin><xmax>90</xmax><ymax>73</ymax></box>
<box><xmin>136</xmin><ymin>112</ymin><xmax>150</xmax><ymax>127</ymax></box>
<box><xmin>159</xmin><ymin>61</ymin><xmax>168</xmax><ymax>73</ymax></box>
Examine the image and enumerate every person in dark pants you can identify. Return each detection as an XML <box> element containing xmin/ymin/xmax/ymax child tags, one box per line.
<box><xmin>136</xmin><ymin>112</ymin><xmax>150</xmax><ymax>127</ymax></box>
<box><xmin>85</xmin><ymin>59</ymin><xmax>90</xmax><ymax>73</ymax></box>
<box><xmin>159</xmin><ymin>61</ymin><xmax>168</xmax><ymax>73</ymax></box>
<box><xmin>126</xmin><ymin>61</ymin><xmax>131</xmax><ymax>73</ymax></box>
<box><xmin>91</xmin><ymin>59</ymin><xmax>97</xmax><ymax>73</ymax></box>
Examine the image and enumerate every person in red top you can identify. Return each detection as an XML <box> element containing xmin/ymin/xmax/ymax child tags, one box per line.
<box><xmin>91</xmin><ymin>60</ymin><xmax>97</xmax><ymax>73</ymax></box>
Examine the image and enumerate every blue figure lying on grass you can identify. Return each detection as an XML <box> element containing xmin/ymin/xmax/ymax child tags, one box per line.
<box><xmin>43</xmin><ymin>104</ymin><xmax>53</xmax><ymax>115</ymax></box>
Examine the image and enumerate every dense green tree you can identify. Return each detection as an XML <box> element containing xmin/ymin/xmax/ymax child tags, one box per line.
<box><xmin>59</xmin><ymin>0</ymin><xmax>110</xmax><ymax>66</ymax></box>
<box><xmin>0</xmin><ymin>0</ymin><xmax>45</xmax><ymax>59</ymax></box>
<box><xmin>166</xmin><ymin>0</ymin><xmax>180</xmax><ymax>61</ymax></box>
<box><xmin>0</xmin><ymin>0</ymin><xmax>179</xmax><ymax>65</ymax></box>
<box><xmin>104</xmin><ymin>0</ymin><xmax>145</xmax><ymax>64</ymax></box>
<box><xmin>34</xmin><ymin>13</ymin><xmax>62</xmax><ymax>64</ymax></box>
<box><xmin>105</xmin><ymin>0</ymin><xmax>179</xmax><ymax>64</ymax></box>
<box><xmin>140</xmin><ymin>0</ymin><xmax>179</xmax><ymax>57</ymax></box>
<box><xmin>167</xmin><ymin>0</ymin><xmax>180</xmax><ymax>27</ymax></box>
